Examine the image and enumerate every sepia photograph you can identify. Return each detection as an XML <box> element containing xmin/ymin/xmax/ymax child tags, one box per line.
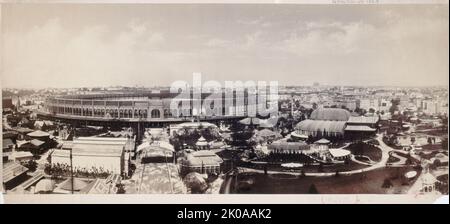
<box><xmin>0</xmin><ymin>0</ymin><xmax>448</xmax><ymax>204</ymax></box>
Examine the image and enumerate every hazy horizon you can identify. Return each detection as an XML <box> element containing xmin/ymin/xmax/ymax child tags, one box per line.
<box><xmin>1</xmin><ymin>4</ymin><xmax>449</xmax><ymax>89</ymax></box>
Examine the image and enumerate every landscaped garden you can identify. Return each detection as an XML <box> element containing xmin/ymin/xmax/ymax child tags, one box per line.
<box><xmin>240</xmin><ymin>159</ymin><xmax>369</xmax><ymax>173</ymax></box>
<box><xmin>387</xmin><ymin>152</ymin><xmax>402</xmax><ymax>164</ymax></box>
<box><xmin>345</xmin><ymin>141</ymin><xmax>382</xmax><ymax>162</ymax></box>
<box><xmin>233</xmin><ymin>166</ymin><xmax>422</xmax><ymax>194</ymax></box>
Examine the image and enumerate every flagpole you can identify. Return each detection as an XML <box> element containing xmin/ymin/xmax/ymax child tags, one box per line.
<box><xmin>70</xmin><ymin>148</ymin><xmax>74</xmax><ymax>194</ymax></box>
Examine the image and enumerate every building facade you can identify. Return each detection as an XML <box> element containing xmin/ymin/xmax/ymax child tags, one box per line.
<box><xmin>39</xmin><ymin>91</ymin><xmax>274</xmax><ymax>126</ymax></box>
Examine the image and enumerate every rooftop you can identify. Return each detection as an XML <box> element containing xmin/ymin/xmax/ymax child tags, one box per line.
<box><xmin>3</xmin><ymin>162</ymin><xmax>28</xmax><ymax>183</ymax></box>
<box><xmin>53</xmin><ymin>137</ymin><xmax>126</xmax><ymax>157</ymax></box>
<box><xmin>310</xmin><ymin>108</ymin><xmax>351</xmax><ymax>121</ymax></box>
<box><xmin>329</xmin><ymin>148</ymin><xmax>351</xmax><ymax>158</ymax></box>
<box><xmin>296</xmin><ymin>119</ymin><xmax>347</xmax><ymax>134</ymax></box>
<box><xmin>3</xmin><ymin>138</ymin><xmax>14</xmax><ymax>149</ymax></box>
<box><xmin>347</xmin><ymin>116</ymin><xmax>379</xmax><ymax>124</ymax></box>
<box><xmin>27</xmin><ymin>130</ymin><xmax>50</xmax><ymax>138</ymax></box>
<box><xmin>345</xmin><ymin>125</ymin><xmax>377</xmax><ymax>132</ymax></box>
<box><xmin>184</xmin><ymin>150</ymin><xmax>223</xmax><ymax>167</ymax></box>
<box><xmin>315</xmin><ymin>138</ymin><xmax>331</xmax><ymax>144</ymax></box>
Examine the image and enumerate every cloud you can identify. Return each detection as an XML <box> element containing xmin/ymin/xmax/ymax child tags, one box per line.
<box><xmin>2</xmin><ymin>18</ymin><xmax>168</xmax><ymax>88</ymax></box>
<box><xmin>280</xmin><ymin>21</ymin><xmax>378</xmax><ymax>56</ymax></box>
<box><xmin>2</xmin><ymin>5</ymin><xmax>448</xmax><ymax>88</ymax></box>
<box><xmin>205</xmin><ymin>38</ymin><xmax>232</xmax><ymax>48</ymax></box>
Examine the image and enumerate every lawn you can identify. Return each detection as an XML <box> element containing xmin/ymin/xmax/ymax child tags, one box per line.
<box><xmin>387</xmin><ymin>154</ymin><xmax>401</xmax><ymax>164</ymax></box>
<box><xmin>415</xmin><ymin>129</ymin><xmax>447</xmax><ymax>137</ymax></box>
<box><xmin>240</xmin><ymin>160</ymin><xmax>369</xmax><ymax>173</ymax></box>
<box><xmin>300</xmin><ymin>161</ymin><xmax>368</xmax><ymax>173</ymax></box>
<box><xmin>421</xmin><ymin>144</ymin><xmax>444</xmax><ymax>151</ymax></box>
<box><xmin>233</xmin><ymin>166</ymin><xmax>422</xmax><ymax>194</ymax></box>
<box><xmin>345</xmin><ymin>142</ymin><xmax>382</xmax><ymax>162</ymax></box>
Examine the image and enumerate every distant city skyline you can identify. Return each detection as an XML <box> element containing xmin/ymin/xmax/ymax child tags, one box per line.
<box><xmin>1</xmin><ymin>4</ymin><xmax>449</xmax><ymax>88</ymax></box>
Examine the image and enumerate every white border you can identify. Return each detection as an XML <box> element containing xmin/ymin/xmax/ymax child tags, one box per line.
<box><xmin>1</xmin><ymin>0</ymin><xmax>448</xmax><ymax>204</ymax></box>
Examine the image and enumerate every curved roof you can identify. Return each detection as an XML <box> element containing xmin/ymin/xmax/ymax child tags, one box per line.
<box><xmin>27</xmin><ymin>130</ymin><xmax>50</xmax><ymax>137</ymax></box>
<box><xmin>256</xmin><ymin>129</ymin><xmax>281</xmax><ymax>138</ymax></box>
<box><xmin>177</xmin><ymin>122</ymin><xmax>217</xmax><ymax>129</ymax></box>
<box><xmin>347</xmin><ymin>116</ymin><xmax>379</xmax><ymax>124</ymax></box>
<box><xmin>184</xmin><ymin>151</ymin><xmax>223</xmax><ymax>166</ymax></box>
<box><xmin>239</xmin><ymin>117</ymin><xmax>261</xmax><ymax>125</ymax></box>
<box><xmin>421</xmin><ymin>173</ymin><xmax>438</xmax><ymax>184</ymax></box>
<box><xmin>315</xmin><ymin>138</ymin><xmax>331</xmax><ymax>144</ymax></box>
<box><xmin>345</xmin><ymin>125</ymin><xmax>376</xmax><ymax>132</ymax></box>
<box><xmin>310</xmin><ymin>108</ymin><xmax>351</xmax><ymax>121</ymax></box>
<box><xmin>329</xmin><ymin>148</ymin><xmax>351</xmax><ymax>158</ymax></box>
<box><xmin>295</xmin><ymin>119</ymin><xmax>346</xmax><ymax>134</ymax></box>
<box><xmin>290</xmin><ymin>131</ymin><xmax>308</xmax><ymax>139</ymax></box>
<box><xmin>196</xmin><ymin>136</ymin><xmax>208</xmax><ymax>146</ymax></box>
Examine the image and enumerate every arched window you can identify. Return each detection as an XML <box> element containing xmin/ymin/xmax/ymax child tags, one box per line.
<box><xmin>164</xmin><ymin>109</ymin><xmax>171</xmax><ymax>118</ymax></box>
<box><xmin>151</xmin><ymin>109</ymin><xmax>160</xmax><ymax>118</ymax></box>
<box><xmin>143</xmin><ymin>109</ymin><xmax>147</xmax><ymax>118</ymax></box>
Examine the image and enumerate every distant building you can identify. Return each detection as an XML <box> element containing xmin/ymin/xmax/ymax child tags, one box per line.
<box><xmin>38</xmin><ymin>91</ymin><xmax>267</xmax><ymax>127</ymax></box>
<box><xmin>195</xmin><ymin>136</ymin><xmax>209</xmax><ymax>150</ymax></box>
<box><xmin>422</xmin><ymin>100</ymin><xmax>448</xmax><ymax>115</ymax></box>
<box><xmin>359</xmin><ymin>98</ymin><xmax>391</xmax><ymax>113</ymax></box>
<box><xmin>50</xmin><ymin>137</ymin><xmax>130</xmax><ymax>175</ymax></box>
<box><xmin>267</xmin><ymin>141</ymin><xmax>311</xmax><ymax>154</ymax></box>
<box><xmin>294</xmin><ymin>108</ymin><xmax>350</xmax><ymax>139</ymax></box>
<box><xmin>2</xmin><ymin>97</ymin><xmax>14</xmax><ymax>110</ymax></box>
<box><xmin>3</xmin><ymin>162</ymin><xmax>29</xmax><ymax>191</ymax></box>
<box><xmin>2</xmin><ymin>138</ymin><xmax>15</xmax><ymax>162</ymax></box>
<box><xmin>294</xmin><ymin>108</ymin><xmax>378</xmax><ymax>141</ymax></box>
<box><xmin>345</xmin><ymin>116</ymin><xmax>379</xmax><ymax>138</ymax></box>
<box><xmin>179</xmin><ymin>150</ymin><xmax>223</xmax><ymax>175</ymax></box>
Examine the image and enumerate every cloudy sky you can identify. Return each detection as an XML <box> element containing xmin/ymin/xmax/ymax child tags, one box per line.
<box><xmin>1</xmin><ymin>4</ymin><xmax>448</xmax><ymax>88</ymax></box>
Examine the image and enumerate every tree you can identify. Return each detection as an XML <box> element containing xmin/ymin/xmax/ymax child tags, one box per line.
<box><xmin>23</xmin><ymin>160</ymin><xmax>38</xmax><ymax>172</ymax></box>
<box><xmin>427</xmin><ymin>137</ymin><xmax>433</xmax><ymax>145</ymax></box>
<box><xmin>335</xmin><ymin>171</ymin><xmax>340</xmax><ymax>177</ymax></box>
<box><xmin>389</xmin><ymin>98</ymin><xmax>400</xmax><ymax>114</ymax></box>
<box><xmin>229</xmin><ymin>122</ymin><xmax>254</xmax><ymax>149</ymax></box>
<box><xmin>308</xmin><ymin>184</ymin><xmax>319</xmax><ymax>194</ymax></box>
<box><xmin>405</xmin><ymin>157</ymin><xmax>413</xmax><ymax>165</ymax></box>
<box><xmin>300</xmin><ymin>170</ymin><xmax>306</xmax><ymax>177</ymax></box>
<box><xmin>184</xmin><ymin>172</ymin><xmax>208</xmax><ymax>194</ymax></box>
<box><xmin>382</xmin><ymin>178</ymin><xmax>393</xmax><ymax>188</ymax></box>
<box><xmin>318</xmin><ymin>163</ymin><xmax>324</xmax><ymax>172</ymax></box>
<box><xmin>312</xmin><ymin>102</ymin><xmax>318</xmax><ymax>110</ymax></box>
<box><xmin>116</xmin><ymin>183</ymin><xmax>126</xmax><ymax>194</ymax></box>
<box><xmin>432</xmin><ymin>159</ymin><xmax>442</xmax><ymax>169</ymax></box>
<box><xmin>442</xmin><ymin>137</ymin><xmax>448</xmax><ymax>151</ymax></box>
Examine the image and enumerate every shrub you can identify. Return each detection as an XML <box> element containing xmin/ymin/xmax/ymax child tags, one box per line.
<box><xmin>308</xmin><ymin>184</ymin><xmax>319</xmax><ymax>194</ymax></box>
<box><xmin>382</xmin><ymin>178</ymin><xmax>393</xmax><ymax>188</ymax></box>
<box><xmin>22</xmin><ymin>160</ymin><xmax>38</xmax><ymax>172</ymax></box>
